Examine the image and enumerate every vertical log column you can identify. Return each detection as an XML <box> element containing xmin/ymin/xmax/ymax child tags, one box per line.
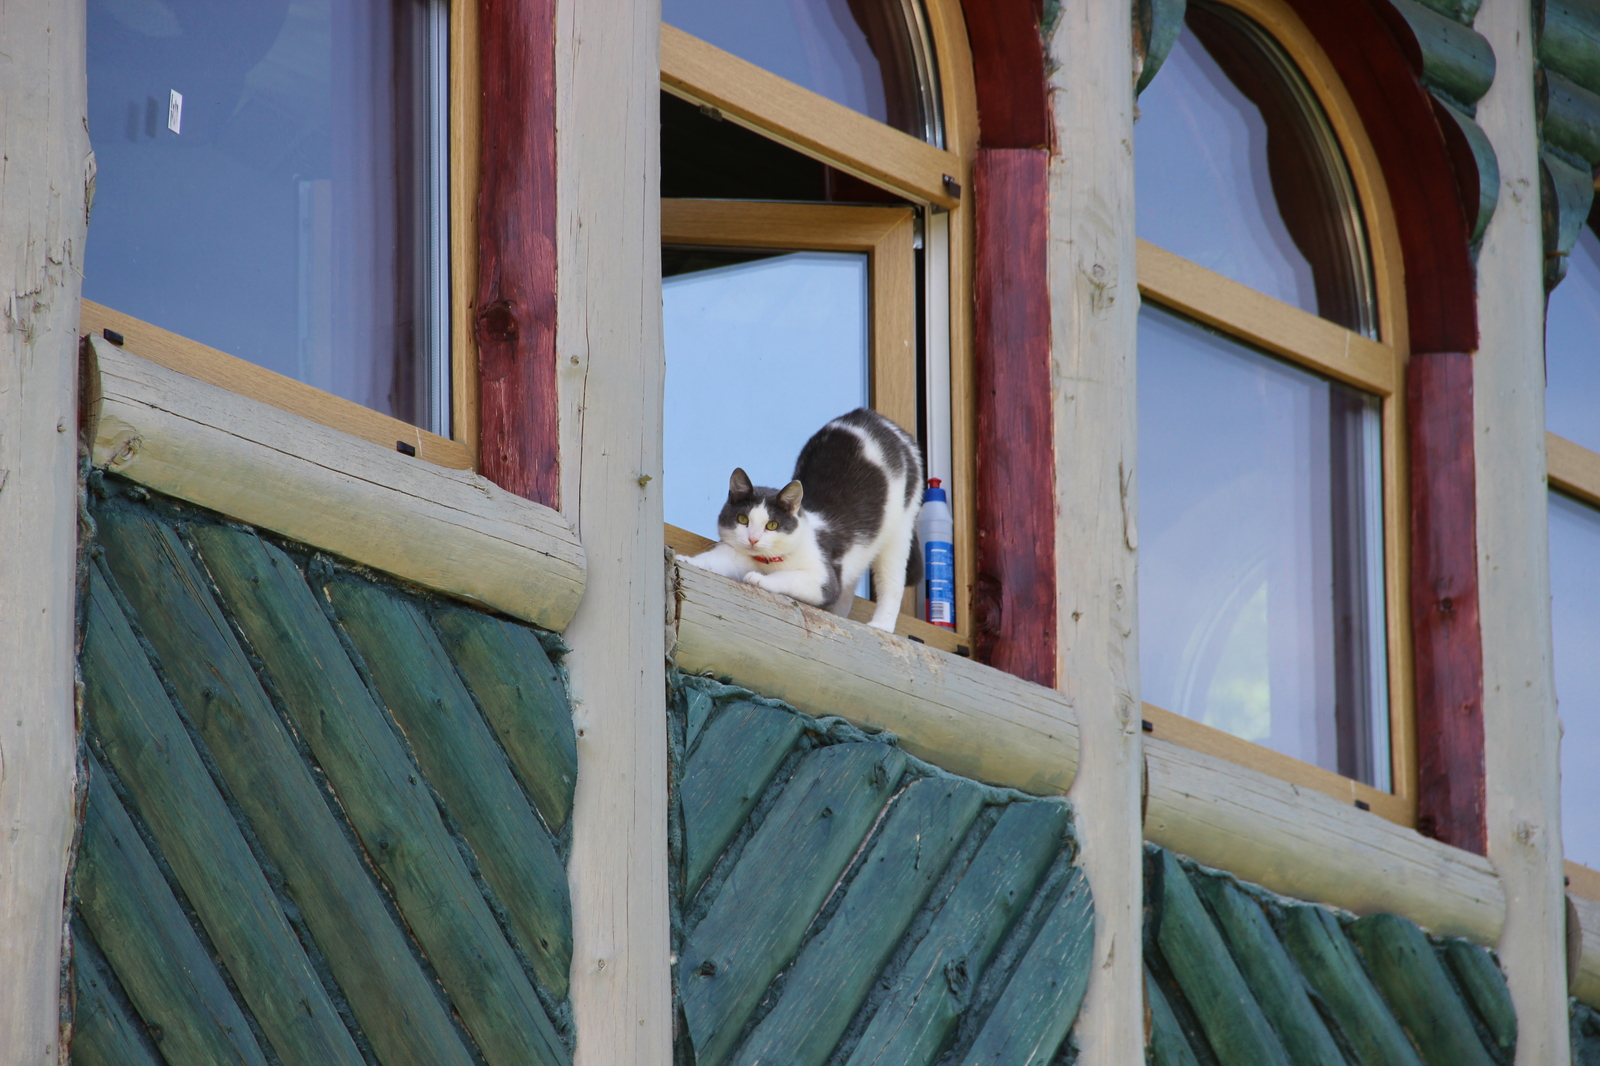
<box><xmin>972</xmin><ymin>152</ymin><xmax>1057</xmax><ymax>686</ymax></box>
<box><xmin>1472</xmin><ymin>0</ymin><xmax>1572</xmax><ymax>1059</ymax></box>
<box><xmin>553</xmin><ymin>0</ymin><xmax>672</xmax><ymax>1061</ymax></box>
<box><xmin>476</xmin><ymin>0</ymin><xmax>559</xmax><ymax>505</ymax></box>
<box><xmin>0</xmin><ymin>0</ymin><xmax>90</xmax><ymax>1059</ymax></box>
<box><xmin>1046</xmin><ymin>3</ymin><xmax>1146</xmax><ymax>1063</ymax></box>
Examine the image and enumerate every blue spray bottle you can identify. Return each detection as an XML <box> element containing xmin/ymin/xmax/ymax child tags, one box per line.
<box><xmin>919</xmin><ymin>479</ymin><xmax>956</xmax><ymax>628</ymax></box>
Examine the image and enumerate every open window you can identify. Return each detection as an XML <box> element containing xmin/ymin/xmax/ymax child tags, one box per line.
<box><xmin>80</xmin><ymin>0</ymin><xmax>468</xmax><ymax>467</ymax></box>
<box><xmin>1135</xmin><ymin>0</ymin><xmax>1414</xmax><ymax>821</ymax></box>
<box><xmin>1545</xmin><ymin>199</ymin><xmax>1600</xmax><ymax>901</ymax></box>
<box><xmin>659</xmin><ymin>0</ymin><xmax>974</xmax><ymax>650</ymax></box>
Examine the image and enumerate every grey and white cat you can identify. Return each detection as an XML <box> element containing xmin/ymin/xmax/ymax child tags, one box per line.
<box><xmin>683</xmin><ymin>408</ymin><xmax>924</xmax><ymax>631</ymax></box>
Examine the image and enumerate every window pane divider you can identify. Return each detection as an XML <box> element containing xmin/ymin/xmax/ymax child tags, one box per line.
<box><xmin>1549</xmin><ymin>432</ymin><xmax>1600</xmax><ymax>508</ymax></box>
<box><xmin>661</xmin><ymin>24</ymin><xmax>961</xmax><ymax>209</ymax></box>
<box><xmin>1137</xmin><ymin>239</ymin><xmax>1397</xmax><ymax>396</ymax></box>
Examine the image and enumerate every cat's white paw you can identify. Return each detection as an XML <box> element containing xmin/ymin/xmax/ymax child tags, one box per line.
<box><xmin>867</xmin><ymin>617</ymin><xmax>896</xmax><ymax>632</ymax></box>
<box><xmin>742</xmin><ymin>571</ymin><xmax>767</xmax><ymax>586</ymax></box>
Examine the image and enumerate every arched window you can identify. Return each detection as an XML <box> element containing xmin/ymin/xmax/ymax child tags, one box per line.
<box><xmin>1136</xmin><ymin>0</ymin><xmax>1410</xmax><ymax>813</ymax></box>
<box><xmin>1545</xmin><ymin>208</ymin><xmax>1600</xmax><ymax>886</ymax></box>
<box><xmin>658</xmin><ymin>0</ymin><xmax>974</xmax><ymax>645</ymax></box>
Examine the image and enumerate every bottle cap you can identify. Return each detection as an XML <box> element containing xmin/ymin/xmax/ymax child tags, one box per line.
<box><xmin>924</xmin><ymin>478</ymin><xmax>947</xmax><ymax>503</ymax></box>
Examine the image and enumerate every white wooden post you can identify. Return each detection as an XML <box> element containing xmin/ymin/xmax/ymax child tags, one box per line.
<box><xmin>0</xmin><ymin>0</ymin><xmax>90</xmax><ymax>1060</ymax></box>
<box><xmin>1048</xmin><ymin>3</ymin><xmax>1146</xmax><ymax>1063</ymax></box>
<box><xmin>555</xmin><ymin>0</ymin><xmax>673</xmax><ymax>1060</ymax></box>
<box><xmin>1472</xmin><ymin>0</ymin><xmax>1572</xmax><ymax>1060</ymax></box>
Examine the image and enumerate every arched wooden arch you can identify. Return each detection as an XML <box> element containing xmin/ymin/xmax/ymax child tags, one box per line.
<box><xmin>959</xmin><ymin>0</ymin><xmax>1491</xmax><ymax>851</ymax></box>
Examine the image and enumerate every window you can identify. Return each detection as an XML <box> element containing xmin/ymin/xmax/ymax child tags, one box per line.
<box><xmin>82</xmin><ymin>0</ymin><xmax>463</xmax><ymax>463</ymax></box>
<box><xmin>1545</xmin><ymin>202</ymin><xmax>1600</xmax><ymax>899</ymax></box>
<box><xmin>659</xmin><ymin>0</ymin><xmax>973</xmax><ymax>644</ymax></box>
<box><xmin>1135</xmin><ymin>0</ymin><xmax>1412</xmax><ymax>818</ymax></box>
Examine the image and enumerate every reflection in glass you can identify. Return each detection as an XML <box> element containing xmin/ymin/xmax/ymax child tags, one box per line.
<box><xmin>663</xmin><ymin>0</ymin><xmax>943</xmax><ymax>144</ymax></box>
<box><xmin>1547</xmin><ymin>224</ymin><xmax>1600</xmax><ymax>454</ymax></box>
<box><xmin>85</xmin><ymin>0</ymin><xmax>449</xmax><ymax>433</ymax></box>
<box><xmin>1139</xmin><ymin>304</ymin><xmax>1390</xmax><ymax>786</ymax></box>
<box><xmin>663</xmin><ymin>248</ymin><xmax>870</xmax><ymax>544</ymax></box>
<box><xmin>1550</xmin><ymin>492</ymin><xmax>1600</xmax><ymax>869</ymax></box>
<box><xmin>1136</xmin><ymin>1</ymin><xmax>1376</xmax><ymax>335</ymax></box>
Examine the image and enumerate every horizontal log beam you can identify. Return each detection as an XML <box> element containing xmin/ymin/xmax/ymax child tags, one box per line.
<box><xmin>84</xmin><ymin>335</ymin><xmax>585</xmax><ymax>631</ymax></box>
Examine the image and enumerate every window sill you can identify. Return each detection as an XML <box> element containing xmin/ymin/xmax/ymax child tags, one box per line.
<box><xmin>80</xmin><ymin>301</ymin><xmax>473</xmax><ymax>471</ymax></box>
<box><xmin>1141</xmin><ymin>703</ymin><xmax>1410</xmax><ymax>827</ymax></box>
<box><xmin>83</xmin><ymin>334</ymin><xmax>584</xmax><ymax>632</ymax></box>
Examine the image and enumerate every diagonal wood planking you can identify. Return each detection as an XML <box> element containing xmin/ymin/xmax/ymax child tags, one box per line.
<box><xmin>78</xmin><ymin>490</ymin><xmax>580</xmax><ymax>1066</ymax></box>
<box><xmin>674</xmin><ymin>682</ymin><xmax>1096</xmax><ymax>1066</ymax></box>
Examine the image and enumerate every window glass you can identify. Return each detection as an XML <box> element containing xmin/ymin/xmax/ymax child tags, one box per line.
<box><xmin>1547</xmin><ymin>223</ymin><xmax>1600</xmax><ymax>454</ymax></box>
<box><xmin>85</xmin><ymin>0</ymin><xmax>448</xmax><ymax>432</ymax></box>
<box><xmin>1550</xmin><ymin>492</ymin><xmax>1600</xmax><ymax>869</ymax></box>
<box><xmin>663</xmin><ymin>248</ymin><xmax>870</xmax><ymax>540</ymax></box>
<box><xmin>663</xmin><ymin>0</ymin><xmax>943</xmax><ymax>144</ymax></box>
<box><xmin>1139</xmin><ymin>304</ymin><xmax>1390</xmax><ymax>786</ymax></box>
<box><xmin>1136</xmin><ymin>1</ymin><xmax>1376</xmax><ymax>335</ymax></box>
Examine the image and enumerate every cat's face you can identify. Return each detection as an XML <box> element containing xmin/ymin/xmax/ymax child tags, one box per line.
<box><xmin>717</xmin><ymin>468</ymin><xmax>804</xmax><ymax>559</ymax></box>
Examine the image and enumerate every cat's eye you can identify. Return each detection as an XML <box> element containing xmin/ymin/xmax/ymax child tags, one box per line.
<box><xmin>765</xmin><ymin>520</ymin><xmax>779</xmax><ymax>531</ymax></box>
<box><xmin>736</xmin><ymin>514</ymin><xmax>748</xmax><ymax>525</ymax></box>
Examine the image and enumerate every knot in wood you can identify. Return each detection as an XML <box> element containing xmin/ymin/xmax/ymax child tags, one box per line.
<box><xmin>476</xmin><ymin>300</ymin><xmax>519</xmax><ymax>343</ymax></box>
<box><xmin>698</xmin><ymin>958</ymin><xmax>718</xmax><ymax>976</ymax></box>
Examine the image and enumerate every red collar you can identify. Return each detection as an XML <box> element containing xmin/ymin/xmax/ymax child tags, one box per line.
<box><xmin>752</xmin><ymin>555</ymin><xmax>784</xmax><ymax>564</ymax></box>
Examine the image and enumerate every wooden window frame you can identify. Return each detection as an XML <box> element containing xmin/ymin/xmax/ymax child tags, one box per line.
<box><xmin>658</xmin><ymin>14</ymin><xmax>982</xmax><ymax>643</ymax></box>
<box><xmin>1136</xmin><ymin>0</ymin><xmax>1418</xmax><ymax>827</ymax></box>
<box><xmin>77</xmin><ymin>0</ymin><xmax>481</xmax><ymax>474</ymax></box>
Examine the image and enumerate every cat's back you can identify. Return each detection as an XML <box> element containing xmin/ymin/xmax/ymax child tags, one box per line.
<box><xmin>793</xmin><ymin>408</ymin><xmax>921</xmax><ymax>520</ymax></box>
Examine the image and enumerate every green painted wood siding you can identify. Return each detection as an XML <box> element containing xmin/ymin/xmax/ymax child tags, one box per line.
<box><xmin>1146</xmin><ymin>844</ymin><xmax>1517</xmax><ymax>1066</ymax></box>
<box><xmin>671</xmin><ymin>676</ymin><xmax>1096</xmax><ymax>1066</ymax></box>
<box><xmin>73</xmin><ymin>480</ymin><xmax>578</xmax><ymax>1066</ymax></box>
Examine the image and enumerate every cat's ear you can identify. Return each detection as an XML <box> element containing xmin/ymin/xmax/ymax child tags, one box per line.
<box><xmin>777</xmin><ymin>480</ymin><xmax>804</xmax><ymax>513</ymax></box>
<box><xmin>728</xmin><ymin>468</ymin><xmax>753</xmax><ymax>497</ymax></box>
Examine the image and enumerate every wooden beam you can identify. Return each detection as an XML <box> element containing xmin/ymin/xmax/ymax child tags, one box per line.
<box><xmin>1044</xmin><ymin>2</ymin><xmax>1144</xmax><ymax>1063</ymax></box>
<box><xmin>85</xmin><ymin>336</ymin><xmax>586</xmax><ymax>632</ymax></box>
<box><xmin>1406</xmin><ymin>349</ymin><xmax>1487</xmax><ymax>854</ymax></box>
<box><xmin>1472</xmin><ymin>0</ymin><xmax>1574</xmax><ymax>1056</ymax></box>
<box><xmin>0</xmin><ymin>0</ymin><xmax>88</xmax><ymax>1054</ymax></box>
<box><xmin>554</xmin><ymin>0</ymin><xmax>673</xmax><ymax>1058</ymax></box>
<box><xmin>672</xmin><ymin>561</ymin><xmax>1081</xmax><ymax>797</ymax></box>
<box><xmin>1145</xmin><ymin>735</ymin><xmax>1506</xmax><ymax>946</ymax></box>
<box><xmin>475</xmin><ymin>0</ymin><xmax>559</xmax><ymax>505</ymax></box>
<box><xmin>972</xmin><ymin>149</ymin><xmax>1057</xmax><ymax>685</ymax></box>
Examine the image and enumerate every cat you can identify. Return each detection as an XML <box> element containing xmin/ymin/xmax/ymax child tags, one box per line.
<box><xmin>682</xmin><ymin>407</ymin><xmax>924</xmax><ymax>632</ymax></box>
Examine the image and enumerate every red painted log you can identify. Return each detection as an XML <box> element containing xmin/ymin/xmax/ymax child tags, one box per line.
<box><xmin>972</xmin><ymin>149</ymin><xmax>1056</xmax><ymax>687</ymax></box>
<box><xmin>1406</xmin><ymin>350</ymin><xmax>1486</xmax><ymax>853</ymax></box>
<box><xmin>1282</xmin><ymin>0</ymin><xmax>1477</xmax><ymax>354</ymax></box>
<box><xmin>961</xmin><ymin>0</ymin><xmax>1050</xmax><ymax>150</ymax></box>
<box><xmin>475</xmin><ymin>0</ymin><xmax>559</xmax><ymax>506</ymax></box>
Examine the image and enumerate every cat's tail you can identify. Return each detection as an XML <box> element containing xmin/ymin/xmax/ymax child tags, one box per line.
<box><xmin>904</xmin><ymin>531</ymin><xmax>923</xmax><ymax>587</ymax></box>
